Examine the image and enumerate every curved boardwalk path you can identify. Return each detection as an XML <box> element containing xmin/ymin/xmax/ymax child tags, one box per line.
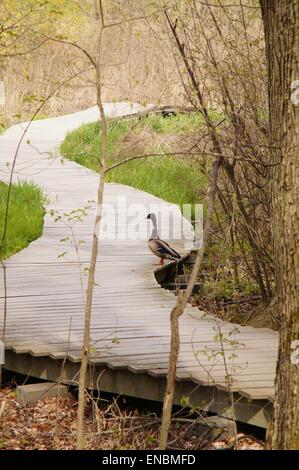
<box><xmin>0</xmin><ymin>104</ymin><xmax>278</xmax><ymax>426</ymax></box>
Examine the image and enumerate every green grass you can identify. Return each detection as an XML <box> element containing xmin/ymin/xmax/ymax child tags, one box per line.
<box><xmin>60</xmin><ymin>113</ymin><xmax>221</xmax><ymax>207</ymax></box>
<box><xmin>32</xmin><ymin>113</ymin><xmax>49</xmax><ymax>121</ymax></box>
<box><xmin>0</xmin><ymin>113</ymin><xmax>49</xmax><ymax>135</ymax></box>
<box><xmin>0</xmin><ymin>115</ymin><xmax>8</xmax><ymax>134</ymax></box>
<box><xmin>0</xmin><ymin>181</ymin><xmax>46</xmax><ymax>259</ymax></box>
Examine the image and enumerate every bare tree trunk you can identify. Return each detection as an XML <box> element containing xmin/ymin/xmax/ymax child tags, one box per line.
<box><xmin>76</xmin><ymin>7</ymin><xmax>106</xmax><ymax>450</ymax></box>
<box><xmin>260</xmin><ymin>0</ymin><xmax>299</xmax><ymax>450</ymax></box>
<box><xmin>158</xmin><ymin>156</ymin><xmax>221</xmax><ymax>449</ymax></box>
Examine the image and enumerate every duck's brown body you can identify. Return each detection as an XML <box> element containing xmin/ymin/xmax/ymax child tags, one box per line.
<box><xmin>147</xmin><ymin>213</ymin><xmax>181</xmax><ymax>265</ymax></box>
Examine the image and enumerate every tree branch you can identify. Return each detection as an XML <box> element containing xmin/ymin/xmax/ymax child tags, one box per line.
<box><xmin>158</xmin><ymin>154</ymin><xmax>222</xmax><ymax>449</ymax></box>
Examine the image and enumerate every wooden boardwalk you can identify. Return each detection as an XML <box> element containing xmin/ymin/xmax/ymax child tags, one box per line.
<box><xmin>0</xmin><ymin>104</ymin><xmax>278</xmax><ymax>425</ymax></box>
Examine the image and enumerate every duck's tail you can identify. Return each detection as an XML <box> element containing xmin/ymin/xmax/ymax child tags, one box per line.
<box><xmin>171</xmin><ymin>250</ymin><xmax>181</xmax><ymax>260</ymax></box>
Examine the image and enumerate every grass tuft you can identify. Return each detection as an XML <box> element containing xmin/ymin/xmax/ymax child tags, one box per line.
<box><xmin>0</xmin><ymin>181</ymin><xmax>46</xmax><ymax>259</ymax></box>
<box><xmin>60</xmin><ymin>113</ymin><xmax>222</xmax><ymax>207</ymax></box>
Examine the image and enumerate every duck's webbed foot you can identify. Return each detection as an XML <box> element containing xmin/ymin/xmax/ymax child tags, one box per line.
<box><xmin>159</xmin><ymin>258</ymin><xmax>164</xmax><ymax>266</ymax></box>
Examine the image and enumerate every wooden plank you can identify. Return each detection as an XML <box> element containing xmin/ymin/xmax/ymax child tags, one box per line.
<box><xmin>0</xmin><ymin>103</ymin><xmax>278</xmax><ymax>406</ymax></box>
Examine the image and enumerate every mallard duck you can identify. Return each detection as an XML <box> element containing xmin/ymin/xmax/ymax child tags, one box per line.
<box><xmin>146</xmin><ymin>213</ymin><xmax>181</xmax><ymax>266</ymax></box>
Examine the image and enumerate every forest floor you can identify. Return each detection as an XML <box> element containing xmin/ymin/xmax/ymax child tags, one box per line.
<box><xmin>0</xmin><ymin>382</ymin><xmax>264</xmax><ymax>451</ymax></box>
